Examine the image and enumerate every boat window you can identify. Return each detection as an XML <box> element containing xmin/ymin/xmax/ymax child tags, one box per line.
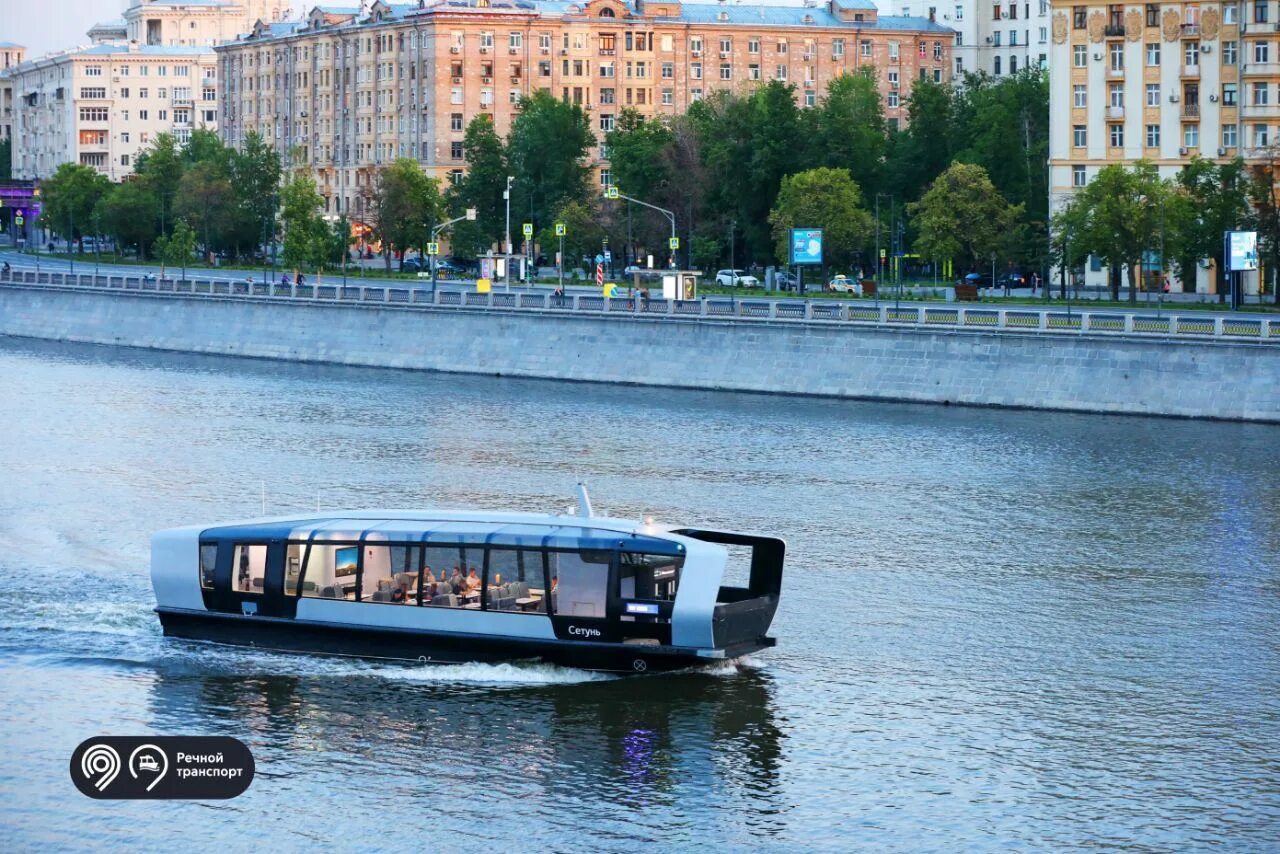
<box><xmin>423</xmin><ymin>545</ymin><xmax>472</xmax><ymax>608</ymax></box>
<box><xmin>300</xmin><ymin>542</ymin><xmax>358</xmax><ymax>600</ymax></box>
<box><xmin>548</xmin><ymin>550</ymin><xmax>611</xmax><ymax>618</ymax></box>
<box><xmin>199</xmin><ymin>543</ymin><xmax>217</xmax><ymax>590</ymax></box>
<box><xmin>359</xmin><ymin>543</ymin><xmax>395</xmax><ymax>602</ymax></box>
<box><xmin>486</xmin><ymin>548</ymin><xmax>547</xmax><ymax>613</ymax></box>
<box><xmin>232</xmin><ymin>544</ymin><xmax>268</xmax><ymax>594</ymax></box>
<box><xmin>619</xmin><ymin>553</ymin><xmax>682</xmax><ymax>602</ymax></box>
<box><xmin>285</xmin><ymin>542</ymin><xmax>305</xmax><ymax>596</ymax></box>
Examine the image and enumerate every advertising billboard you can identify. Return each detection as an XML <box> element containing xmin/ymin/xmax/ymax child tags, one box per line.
<box><xmin>1226</xmin><ymin>231</ymin><xmax>1258</xmax><ymax>272</ymax></box>
<box><xmin>789</xmin><ymin>228</ymin><xmax>823</xmax><ymax>265</ymax></box>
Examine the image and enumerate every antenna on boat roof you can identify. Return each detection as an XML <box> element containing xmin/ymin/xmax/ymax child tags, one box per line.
<box><xmin>575</xmin><ymin>482</ymin><xmax>593</xmax><ymax>518</ymax></box>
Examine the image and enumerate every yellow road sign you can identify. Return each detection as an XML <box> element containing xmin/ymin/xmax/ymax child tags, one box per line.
<box><xmin>554</xmin><ymin>222</ymin><xmax>566</xmax><ymax>236</ymax></box>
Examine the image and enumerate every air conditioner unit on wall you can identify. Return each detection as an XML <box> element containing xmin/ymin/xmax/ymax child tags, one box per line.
<box><xmin>1179</xmin><ymin>146</ymin><xmax>1188</xmax><ymax>155</ymax></box>
<box><xmin>1201</xmin><ymin>44</ymin><xmax>1212</xmax><ymax>53</ymax></box>
<box><xmin>1209</xmin><ymin>93</ymin><xmax>1218</xmax><ymax>102</ymax></box>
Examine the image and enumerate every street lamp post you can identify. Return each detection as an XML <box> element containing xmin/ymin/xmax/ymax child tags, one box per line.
<box><xmin>504</xmin><ymin>175</ymin><xmax>513</xmax><ymax>290</ymax></box>
<box><xmin>93</xmin><ymin>211</ymin><xmax>101</xmax><ymax>280</ymax></box>
<box><xmin>430</xmin><ymin>207</ymin><xmax>477</xmax><ymax>297</ymax></box>
<box><xmin>610</xmin><ymin>190</ymin><xmax>676</xmax><ymax>268</ymax></box>
<box><xmin>68</xmin><ymin>210</ymin><xmax>74</xmax><ymax>276</ymax></box>
<box><xmin>875</xmin><ymin>193</ymin><xmax>893</xmax><ymax>297</ymax></box>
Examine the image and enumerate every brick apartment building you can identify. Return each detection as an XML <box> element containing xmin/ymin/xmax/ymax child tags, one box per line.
<box><xmin>217</xmin><ymin>0</ymin><xmax>955</xmax><ymax>228</ymax></box>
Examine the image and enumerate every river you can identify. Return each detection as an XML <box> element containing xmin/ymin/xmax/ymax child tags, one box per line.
<box><xmin>1</xmin><ymin>337</ymin><xmax>1277</xmax><ymax>850</ymax></box>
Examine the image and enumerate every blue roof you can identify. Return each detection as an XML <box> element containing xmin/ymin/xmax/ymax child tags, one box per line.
<box><xmin>75</xmin><ymin>44</ymin><xmax>215</xmax><ymax>56</ymax></box>
<box><xmin>670</xmin><ymin>3</ymin><xmax>950</xmax><ymax>32</ymax></box>
<box><xmin>0</xmin><ymin>41</ymin><xmax>25</xmax><ymax>48</ymax></box>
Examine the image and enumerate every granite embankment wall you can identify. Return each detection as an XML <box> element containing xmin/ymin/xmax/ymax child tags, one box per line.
<box><xmin>2</xmin><ymin>283</ymin><xmax>1278</xmax><ymax>422</ymax></box>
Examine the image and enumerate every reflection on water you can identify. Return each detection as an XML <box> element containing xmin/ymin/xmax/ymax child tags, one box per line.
<box><xmin>1</xmin><ymin>337</ymin><xmax>1278</xmax><ymax>849</ymax></box>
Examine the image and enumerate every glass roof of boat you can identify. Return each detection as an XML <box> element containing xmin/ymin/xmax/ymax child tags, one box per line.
<box><xmin>202</xmin><ymin>517</ymin><xmax>683</xmax><ymax>554</ymax></box>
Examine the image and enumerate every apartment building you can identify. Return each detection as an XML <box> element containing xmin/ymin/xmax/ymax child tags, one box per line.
<box><xmin>874</xmin><ymin>0</ymin><xmax>1049</xmax><ymax>77</ymax></box>
<box><xmin>6</xmin><ymin>45</ymin><xmax>222</xmax><ymax>181</ymax></box>
<box><xmin>1</xmin><ymin>43</ymin><xmax>27</xmax><ymax>140</ymax></box>
<box><xmin>1047</xmin><ymin>1</ymin><xmax>1261</xmax><ymax>293</ymax></box>
<box><xmin>2</xmin><ymin>0</ymin><xmax>289</xmax><ymax>181</ymax></box>
<box><xmin>216</xmin><ymin>0</ymin><xmax>955</xmax><ymax>226</ymax></box>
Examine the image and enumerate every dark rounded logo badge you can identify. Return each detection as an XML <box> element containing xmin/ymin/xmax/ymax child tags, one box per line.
<box><xmin>71</xmin><ymin>736</ymin><xmax>254</xmax><ymax>800</ymax></box>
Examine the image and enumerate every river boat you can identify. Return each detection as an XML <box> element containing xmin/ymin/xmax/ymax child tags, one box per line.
<box><xmin>150</xmin><ymin>486</ymin><xmax>783</xmax><ymax>673</ymax></box>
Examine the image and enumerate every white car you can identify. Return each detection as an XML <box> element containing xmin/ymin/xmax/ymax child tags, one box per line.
<box><xmin>826</xmin><ymin>275</ymin><xmax>861</xmax><ymax>294</ymax></box>
<box><xmin>715</xmin><ymin>269</ymin><xmax>759</xmax><ymax>288</ymax></box>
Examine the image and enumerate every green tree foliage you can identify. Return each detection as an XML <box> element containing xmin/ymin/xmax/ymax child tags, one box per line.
<box><xmin>506</xmin><ymin>90</ymin><xmax>595</xmax><ymax>237</ymax></box>
<box><xmin>37</xmin><ymin>162</ymin><xmax>112</xmax><ymax>248</ymax></box>
<box><xmin>1168</xmin><ymin>156</ymin><xmax>1252</xmax><ymax>302</ymax></box>
<box><xmin>0</xmin><ymin>138</ymin><xmax>10</xmax><ymax>182</ymax></box>
<box><xmin>279</xmin><ymin>175</ymin><xmax>328</xmax><ymax>275</ymax></box>
<box><xmin>1249</xmin><ymin>153</ymin><xmax>1280</xmax><ymax>304</ymax></box>
<box><xmin>536</xmin><ymin>198</ymin><xmax>606</xmax><ymax>271</ymax></box>
<box><xmin>768</xmin><ymin>167</ymin><xmax>873</xmax><ymax>274</ymax></box>
<box><xmin>910</xmin><ymin>162</ymin><xmax>1022</xmax><ymax>272</ymax></box>
<box><xmin>151</xmin><ymin>219</ymin><xmax>197</xmax><ymax>277</ymax></box>
<box><xmin>448</xmin><ymin>116</ymin><xmax>508</xmax><ymax>259</ymax></box>
<box><xmin>374</xmin><ymin>158</ymin><xmax>444</xmax><ymax>270</ymax></box>
<box><xmin>606</xmin><ymin>108</ymin><xmax>674</xmax><ymax>200</ymax></box>
<box><xmin>885</xmin><ymin>78</ymin><xmax>954</xmax><ymax>206</ymax></box>
<box><xmin>1052</xmin><ymin>161</ymin><xmax>1169</xmax><ymax>301</ymax></box>
<box><xmin>229</xmin><ymin>131</ymin><xmax>283</xmax><ymax>255</ymax></box>
<box><xmin>175</xmin><ymin>159</ymin><xmax>236</xmax><ymax>260</ymax></box>
<box><xmin>94</xmin><ymin>180</ymin><xmax>160</xmax><ymax>257</ymax></box>
<box><xmin>805</xmin><ymin>69</ymin><xmax>886</xmax><ymax>198</ymax></box>
<box><xmin>135</xmin><ymin>133</ymin><xmax>184</xmax><ymax>233</ymax></box>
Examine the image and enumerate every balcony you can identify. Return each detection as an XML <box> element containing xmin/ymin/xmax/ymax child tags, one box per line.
<box><xmin>1181</xmin><ymin>23</ymin><xmax>1200</xmax><ymax>37</ymax></box>
<box><xmin>1182</xmin><ymin>63</ymin><xmax>1201</xmax><ymax>77</ymax></box>
<box><xmin>1241</xmin><ymin>102</ymin><xmax>1280</xmax><ymax>119</ymax></box>
<box><xmin>1107</xmin><ymin>105</ymin><xmax>1125</xmax><ymax>119</ymax></box>
<box><xmin>1242</xmin><ymin>61</ymin><xmax>1280</xmax><ymax>76</ymax></box>
<box><xmin>1183</xmin><ymin>102</ymin><xmax>1200</xmax><ymax>118</ymax></box>
<box><xmin>1104</xmin><ymin>24</ymin><xmax>1126</xmax><ymax>38</ymax></box>
<box><xmin>1107</xmin><ymin>65</ymin><xmax>1125</xmax><ymax>77</ymax></box>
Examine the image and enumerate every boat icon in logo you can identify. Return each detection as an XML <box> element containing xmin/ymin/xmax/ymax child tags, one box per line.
<box><xmin>137</xmin><ymin>755</ymin><xmax>160</xmax><ymax>773</ymax></box>
<box><xmin>129</xmin><ymin>745</ymin><xmax>168</xmax><ymax>792</ymax></box>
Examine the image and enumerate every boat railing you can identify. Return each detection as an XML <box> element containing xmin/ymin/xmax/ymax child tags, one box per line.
<box><xmin>1</xmin><ymin>266</ymin><xmax>1277</xmax><ymax>344</ymax></box>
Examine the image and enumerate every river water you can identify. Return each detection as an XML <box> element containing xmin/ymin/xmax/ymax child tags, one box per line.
<box><xmin>0</xmin><ymin>337</ymin><xmax>1277</xmax><ymax>850</ymax></box>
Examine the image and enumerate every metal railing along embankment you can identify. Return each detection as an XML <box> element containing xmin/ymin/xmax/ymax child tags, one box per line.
<box><xmin>2</xmin><ymin>267</ymin><xmax>1278</xmax><ymax>344</ymax></box>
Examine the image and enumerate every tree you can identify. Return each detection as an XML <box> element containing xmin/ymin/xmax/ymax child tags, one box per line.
<box><xmin>885</xmin><ymin>77</ymin><xmax>955</xmax><ymax>205</ymax></box>
<box><xmin>1055</xmin><ymin>161</ymin><xmax>1169</xmax><ymax>302</ymax></box>
<box><xmin>1169</xmin><ymin>156</ymin><xmax>1251</xmax><ymax>301</ymax></box>
<box><xmin>448</xmin><ymin>116</ymin><xmax>508</xmax><ymax>259</ymax></box>
<box><xmin>175</xmin><ymin>159</ymin><xmax>236</xmax><ymax>259</ymax></box>
<box><xmin>135</xmin><ymin>134</ymin><xmax>184</xmax><ymax>234</ymax></box>
<box><xmin>151</xmin><ymin>219</ymin><xmax>197</xmax><ymax>279</ymax></box>
<box><xmin>279</xmin><ymin>175</ymin><xmax>328</xmax><ymax>276</ymax></box>
<box><xmin>768</xmin><ymin>167</ymin><xmax>873</xmax><ymax>275</ymax></box>
<box><xmin>909</xmin><ymin>162</ymin><xmax>1022</xmax><ymax>274</ymax></box>
<box><xmin>1249</xmin><ymin>151</ymin><xmax>1280</xmax><ymax>305</ymax></box>
<box><xmin>0</xmin><ymin>138</ymin><xmax>10</xmax><ymax>182</ymax></box>
<box><xmin>742</xmin><ymin>81</ymin><xmax>805</xmax><ymax>261</ymax></box>
<box><xmin>506</xmin><ymin>90</ymin><xmax>595</xmax><ymax>239</ymax></box>
<box><xmin>806</xmin><ymin>70</ymin><xmax>886</xmax><ymax>198</ymax></box>
<box><xmin>37</xmin><ymin>162</ymin><xmax>111</xmax><ymax>250</ymax></box>
<box><xmin>536</xmin><ymin>198</ymin><xmax>605</xmax><ymax>273</ymax></box>
<box><xmin>606</xmin><ymin>109</ymin><xmax>674</xmax><ymax>200</ymax></box>
<box><xmin>94</xmin><ymin>180</ymin><xmax>160</xmax><ymax>259</ymax></box>
<box><xmin>229</xmin><ymin>130</ymin><xmax>282</xmax><ymax>258</ymax></box>
<box><xmin>373</xmin><ymin>158</ymin><xmax>444</xmax><ymax>270</ymax></box>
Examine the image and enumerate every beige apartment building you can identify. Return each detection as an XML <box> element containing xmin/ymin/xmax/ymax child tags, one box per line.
<box><xmin>1</xmin><ymin>43</ymin><xmax>28</xmax><ymax>141</ymax></box>
<box><xmin>1</xmin><ymin>0</ymin><xmax>290</xmax><ymax>181</ymax></box>
<box><xmin>1047</xmin><ymin>1</ymin><xmax>1270</xmax><ymax>293</ymax></box>
<box><xmin>216</xmin><ymin>0</ymin><xmax>955</xmax><ymax>226</ymax></box>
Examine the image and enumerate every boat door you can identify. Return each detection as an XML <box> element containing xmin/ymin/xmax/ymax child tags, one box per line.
<box><xmin>211</xmin><ymin>539</ymin><xmax>292</xmax><ymax>618</ymax></box>
<box><xmin>608</xmin><ymin>552</ymin><xmax>676</xmax><ymax>645</ymax></box>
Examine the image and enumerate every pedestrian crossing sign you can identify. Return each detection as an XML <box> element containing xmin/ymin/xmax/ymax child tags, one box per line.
<box><xmin>427</xmin><ymin>242</ymin><xmax>439</xmax><ymax>255</ymax></box>
<box><xmin>555</xmin><ymin>222</ymin><xmax>566</xmax><ymax>236</ymax></box>
<box><xmin>668</xmin><ymin>236</ymin><xmax>680</xmax><ymax>250</ymax></box>
<box><xmin>522</xmin><ymin>222</ymin><xmax>533</xmax><ymax>238</ymax></box>
<box><xmin>605</xmin><ymin>186</ymin><xmax>620</xmax><ymax>199</ymax></box>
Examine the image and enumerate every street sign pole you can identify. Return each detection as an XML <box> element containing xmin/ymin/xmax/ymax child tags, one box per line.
<box><xmin>555</xmin><ymin>222</ymin><xmax>566</xmax><ymax>293</ymax></box>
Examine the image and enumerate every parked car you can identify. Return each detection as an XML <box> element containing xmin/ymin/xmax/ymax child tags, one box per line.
<box><xmin>773</xmin><ymin>270</ymin><xmax>798</xmax><ymax>291</ymax></box>
<box><xmin>826</xmin><ymin>275</ymin><xmax>860</xmax><ymax>294</ymax></box>
<box><xmin>715</xmin><ymin>269</ymin><xmax>759</xmax><ymax>287</ymax></box>
<box><xmin>401</xmin><ymin>256</ymin><xmax>427</xmax><ymax>273</ymax></box>
<box><xmin>997</xmin><ymin>271</ymin><xmax>1028</xmax><ymax>291</ymax></box>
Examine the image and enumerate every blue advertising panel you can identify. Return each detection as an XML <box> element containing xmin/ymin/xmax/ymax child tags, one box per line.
<box><xmin>1225</xmin><ymin>231</ymin><xmax>1258</xmax><ymax>272</ymax></box>
<box><xmin>790</xmin><ymin>228</ymin><xmax>823</xmax><ymax>265</ymax></box>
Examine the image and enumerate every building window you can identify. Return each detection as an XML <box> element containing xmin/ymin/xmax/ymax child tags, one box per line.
<box><xmin>748</xmin><ymin>37</ymin><xmax>760</xmax><ymax>54</ymax></box>
<box><xmin>1074</xmin><ymin>44</ymin><xmax>1087</xmax><ymax>67</ymax></box>
<box><xmin>1183</xmin><ymin>124</ymin><xmax>1199</xmax><ymax>148</ymax></box>
<box><xmin>1109</xmin><ymin>124</ymin><xmax>1123</xmax><ymax>147</ymax></box>
<box><xmin>804</xmin><ymin>90</ymin><xmax>816</xmax><ymax>106</ymax></box>
<box><xmin>80</xmin><ymin>87</ymin><xmax>106</xmax><ymax>99</ymax></box>
<box><xmin>1147</xmin><ymin>83</ymin><xmax>1160</xmax><ymax>106</ymax></box>
<box><xmin>776</xmin><ymin>64</ymin><xmax>788</xmax><ymax>81</ymax></box>
<box><xmin>888</xmin><ymin>41</ymin><xmax>899</xmax><ymax>60</ymax></box>
<box><xmin>1224</xmin><ymin>4</ymin><xmax>1238</xmax><ymax>24</ymax></box>
<box><xmin>1223</xmin><ymin>82</ymin><xmax>1237</xmax><ymax>106</ymax></box>
<box><xmin>1145</xmin><ymin>3</ymin><xmax>1159</xmax><ymax>26</ymax></box>
<box><xmin>661</xmin><ymin>61</ymin><xmax>673</xmax><ymax>78</ymax></box>
<box><xmin>691</xmin><ymin>61</ymin><xmax>702</xmax><ymax>79</ymax></box>
<box><xmin>1073</xmin><ymin>5</ymin><xmax>1087</xmax><ymax>28</ymax></box>
<box><xmin>1010</xmin><ymin>55</ymin><xmax>1018</xmax><ymax>73</ymax></box>
<box><xmin>1255</xmin><ymin>124</ymin><xmax>1269</xmax><ymax>147</ymax></box>
<box><xmin>661</xmin><ymin>88</ymin><xmax>673</xmax><ymax>105</ymax></box>
<box><xmin>1146</xmin><ymin>124</ymin><xmax>1160</xmax><ymax>147</ymax></box>
<box><xmin>1223</xmin><ymin>41</ymin><xmax>1237</xmax><ymax>65</ymax></box>
<box><xmin>600</xmin><ymin>88</ymin><xmax>615</xmax><ymax>104</ymax></box>
<box><xmin>1110</xmin><ymin>42</ymin><xmax>1124</xmax><ymax>70</ymax></box>
<box><xmin>78</xmin><ymin>107</ymin><xmax>109</xmax><ymax>121</ymax></box>
<box><xmin>1257</xmin><ymin>1</ymin><xmax>1270</xmax><ymax>23</ymax></box>
<box><xmin>1072</xmin><ymin>164</ymin><xmax>1087</xmax><ymax>187</ymax></box>
<box><xmin>1073</xmin><ymin>84</ymin><xmax>1086</xmax><ymax>107</ymax></box>
<box><xmin>84</xmin><ymin>65</ymin><xmax>103</xmax><ymax>77</ymax></box>
<box><xmin>1146</xmin><ymin>42</ymin><xmax>1160</xmax><ymax>66</ymax></box>
<box><xmin>451</xmin><ymin>112</ymin><xmax>464</xmax><ymax>131</ymax></box>
<box><xmin>1109</xmin><ymin>82</ymin><xmax>1123</xmax><ymax>107</ymax></box>
<box><xmin>1073</xmin><ymin>125</ymin><xmax>1086</xmax><ymax>146</ymax></box>
<box><xmin>749</xmin><ymin>63</ymin><xmax>760</xmax><ymax>80</ymax></box>
<box><xmin>720</xmin><ymin>63</ymin><xmax>731</xmax><ymax>80</ymax></box>
<box><xmin>509</xmin><ymin>31</ymin><xmax>523</xmax><ymax>49</ymax></box>
<box><xmin>1257</xmin><ymin>41</ymin><xmax>1271</xmax><ymax>63</ymax></box>
<box><xmin>1254</xmin><ymin>82</ymin><xmax>1270</xmax><ymax>105</ymax></box>
<box><xmin>690</xmin><ymin>36</ymin><xmax>703</xmax><ymax>54</ymax></box>
<box><xmin>833</xmin><ymin>39</ymin><xmax>845</xmax><ymax>58</ymax></box>
<box><xmin>994</xmin><ymin>56</ymin><xmax>1001</xmax><ymax>74</ymax></box>
<box><xmin>887</xmin><ymin>91</ymin><xmax>899</xmax><ymax>108</ymax></box>
<box><xmin>1223</xmin><ymin>123</ymin><xmax>1238</xmax><ymax>147</ymax></box>
<box><xmin>1184</xmin><ymin>42</ymin><xmax>1199</xmax><ymax>66</ymax></box>
<box><xmin>451</xmin><ymin>141</ymin><xmax>463</xmax><ymax>159</ymax></box>
<box><xmin>600</xmin><ymin>113</ymin><xmax>614</xmax><ymax>132</ymax></box>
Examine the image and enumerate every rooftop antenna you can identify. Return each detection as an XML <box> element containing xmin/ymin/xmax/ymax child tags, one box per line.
<box><xmin>575</xmin><ymin>482</ymin><xmax>594</xmax><ymax>518</ymax></box>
